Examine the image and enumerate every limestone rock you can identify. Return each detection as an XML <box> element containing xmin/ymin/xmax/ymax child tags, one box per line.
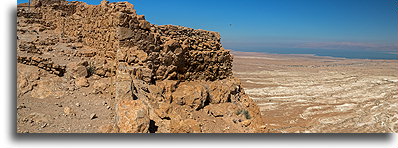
<box><xmin>172</xmin><ymin>82</ymin><xmax>209</xmax><ymax>110</ymax></box>
<box><xmin>154</xmin><ymin>102</ymin><xmax>171</xmax><ymax>119</ymax></box>
<box><xmin>242</xmin><ymin>120</ymin><xmax>251</xmax><ymax>127</ymax></box>
<box><xmin>63</xmin><ymin>107</ymin><xmax>75</xmax><ymax>116</ymax></box>
<box><xmin>17</xmin><ymin>0</ymin><xmax>265</xmax><ymax>133</ymax></box>
<box><xmin>90</xmin><ymin>113</ymin><xmax>97</xmax><ymax>120</ymax></box>
<box><xmin>171</xmin><ymin>119</ymin><xmax>201</xmax><ymax>133</ymax></box>
<box><xmin>31</xmin><ymin>78</ymin><xmax>65</xmax><ymax>99</ymax></box>
<box><xmin>208</xmin><ymin>78</ymin><xmax>242</xmax><ymax>103</ymax></box>
<box><xmin>67</xmin><ymin>62</ymin><xmax>88</xmax><ymax>79</ymax></box>
<box><xmin>139</xmin><ymin>20</ymin><xmax>151</xmax><ymax>30</ymax></box>
<box><xmin>75</xmin><ymin>77</ymin><xmax>89</xmax><ymax>87</ymax></box>
<box><xmin>116</xmin><ymin>100</ymin><xmax>150</xmax><ymax>133</ymax></box>
<box><xmin>26</xmin><ymin>112</ymin><xmax>51</xmax><ymax>123</ymax></box>
<box><xmin>93</xmin><ymin>80</ymin><xmax>108</xmax><ymax>93</ymax></box>
<box><xmin>98</xmin><ymin>124</ymin><xmax>119</xmax><ymax>133</ymax></box>
<box><xmin>78</xmin><ymin>49</ymin><xmax>97</xmax><ymax>57</ymax></box>
<box><xmin>204</xmin><ymin>103</ymin><xmax>238</xmax><ymax>118</ymax></box>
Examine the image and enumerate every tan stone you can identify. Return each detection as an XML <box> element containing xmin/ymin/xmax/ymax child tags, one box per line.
<box><xmin>31</xmin><ymin>79</ymin><xmax>65</xmax><ymax>99</ymax></box>
<box><xmin>154</xmin><ymin>102</ymin><xmax>171</xmax><ymax>119</ymax></box>
<box><xmin>118</xmin><ymin>27</ymin><xmax>134</xmax><ymax>40</ymax></box>
<box><xmin>26</xmin><ymin>112</ymin><xmax>51</xmax><ymax>123</ymax></box>
<box><xmin>67</xmin><ymin>62</ymin><xmax>88</xmax><ymax>79</ymax></box>
<box><xmin>79</xmin><ymin>49</ymin><xmax>97</xmax><ymax>57</ymax></box>
<box><xmin>171</xmin><ymin>119</ymin><xmax>201</xmax><ymax>133</ymax></box>
<box><xmin>242</xmin><ymin>120</ymin><xmax>251</xmax><ymax>127</ymax></box>
<box><xmin>163</xmin><ymin>39</ymin><xmax>179</xmax><ymax>52</ymax></box>
<box><xmin>116</xmin><ymin>100</ymin><xmax>150</xmax><ymax>133</ymax></box>
<box><xmin>172</xmin><ymin>82</ymin><xmax>209</xmax><ymax>110</ymax></box>
<box><xmin>98</xmin><ymin>124</ymin><xmax>119</xmax><ymax>133</ymax></box>
<box><xmin>63</xmin><ymin>107</ymin><xmax>75</xmax><ymax>116</ymax></box>
<box><xmin>75</xmin><ymin>77</ymin><xmax>89</xmax><ymax>87</ymax></box>
<box><xmin>17</xmin><ymin>0</ymin><xmax>265</xmax><ymax>134</ymax></box>
<box><xmin>204</xmin><ymin>103</ymin><xmax>238</xmax><ymax>118</ymax></box>
<box><xmin>93</xmin><ymin>80</ymin><xmax>108</xmax><ymax>93</ymax></box>
<box><xmin>139</xmin><ymin>20</ymin><xmax>151</xmax><ymax>30</ymax></box>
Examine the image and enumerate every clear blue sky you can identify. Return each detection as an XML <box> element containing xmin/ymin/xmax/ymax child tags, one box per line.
<box><xmin>18</xmin><ymin>0</ymin><xmax>397</xmax><ymax>53</ymax></box>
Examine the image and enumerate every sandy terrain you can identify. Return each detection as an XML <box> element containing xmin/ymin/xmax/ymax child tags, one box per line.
<box><xmin>232</xmin><ymin>51</ymin><xmax>398</xmax><ymax>133</ymax></box>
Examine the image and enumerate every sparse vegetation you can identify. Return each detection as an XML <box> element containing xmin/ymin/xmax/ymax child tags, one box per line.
<box><xmin>86</xmin><ymin>63</ymin><xmax>96</xmax><ymax>77</ymax></box>
<box><xmin>236</xmin><ymin>109</ymin><xmax>251</xmax><ymax>119</ymax></box>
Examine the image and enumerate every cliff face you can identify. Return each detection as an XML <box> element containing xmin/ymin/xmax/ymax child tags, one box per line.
<box><xmin>17</xmin><ymin>0</ymin><xmax>265</xmax><ymax>133</ymax></box>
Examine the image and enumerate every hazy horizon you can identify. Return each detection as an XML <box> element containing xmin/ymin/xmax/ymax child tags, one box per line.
<box><xmin>17</xmin><ymin>0</ymin><xmax>398</xmax><ymax>59</ymax></box>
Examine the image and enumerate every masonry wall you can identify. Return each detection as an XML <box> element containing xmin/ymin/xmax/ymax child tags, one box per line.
<box><xmin>17</xmin><ymin>0</ymin><xmax>265</xmax><ymax>133</ymax></box>
<box><xmin>117</xmin><ymin>12</ymin><xmax>233</xmax><ymax>82</ymax></box>
<box><xmin>32</xmin><ymin>0</ymin><xmax>233</xmax><ymax>83</ymax></box>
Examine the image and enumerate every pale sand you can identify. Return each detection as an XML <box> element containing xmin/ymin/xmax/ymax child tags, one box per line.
<box><xmin>232</xmin><ymin>51</ymin><xmax>398</xmax><ymax>133</ymax></box>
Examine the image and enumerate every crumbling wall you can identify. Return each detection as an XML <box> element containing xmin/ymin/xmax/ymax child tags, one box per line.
<box><xmin>27</xmin><ymin>0</ymin><xmax>233</xmax><ymax>82</ymax></box>
<box><xmin>152</xmin><ymin>25</ymin><xmax>233</xmax><ymax>81</ymax></box>
<box><xmin>17</xmin><ymin>0</ymin><xmax>265</xmax><ymax>133</ymax></box>
<box><xmin>31</xmin><ymin>1</ymin><xmax>142</xmax><ymax>77</ymax></box>
<box><xmin>17</xmin><ymin>56</ymin><xmax>66</xmax><ymax>76</ymax></box>
<box><xmin>117</xmin><ymin>18</ymin><xmax>233</xmax><ymax>83</ymax></box>
<box><xmin>36</xmin><ymin>1</ymin><xmax>120</xmax><ymax>55</ymax></box>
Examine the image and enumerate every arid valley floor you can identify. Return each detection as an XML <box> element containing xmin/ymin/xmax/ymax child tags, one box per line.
<box><xmin>233</xmin><ymin>51</ymin><xmax>398</xmax><ymax>133</ymax></box>
<box><xmin>16</xmin><ymin>0</ymin><xmax>397</xmax><ymax>133</ymax></box>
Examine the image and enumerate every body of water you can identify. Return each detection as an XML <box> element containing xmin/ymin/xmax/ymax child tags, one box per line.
<box><xmin>233</xmin><ymin>48</ymin><xmax>397</xmax><ymax>60</ymax></box>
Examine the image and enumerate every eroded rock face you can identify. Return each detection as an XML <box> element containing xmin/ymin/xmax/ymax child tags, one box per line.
<box><xmin>17</xmin><ymin>0</ymin><xmax>265</xmax><ymax>133</ymax></box>
<box><xmin>172</xmin><ymin>82</ymin><xmax>209</xmax><ymax>110</ymax></box>
<box><xmin>114</xmin><ymin>76</ymin><xmax>265</xmax><ymax>133</ymax></box>
<box><xmin>116</xmin><ymin>99</ymin><xmax>150</xmax><ymax>133</ymax></box>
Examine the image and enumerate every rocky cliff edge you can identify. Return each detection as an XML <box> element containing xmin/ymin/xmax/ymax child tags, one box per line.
<box><xmin>17</xmin><ymin>0</ymin><xmax>266</xmax><ymax>133</ymax></box>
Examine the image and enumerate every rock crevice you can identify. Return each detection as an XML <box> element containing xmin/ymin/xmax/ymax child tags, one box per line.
<box><xmin>17</xmin><ymin>0</ymin><xmax>265</xmax><ymax>133</ymax></box>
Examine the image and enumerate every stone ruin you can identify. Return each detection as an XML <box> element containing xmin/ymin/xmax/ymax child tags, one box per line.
<box><xmin>17</xmin><ymin>0</ymin><xmax>266</xmax><ymax>133</ymax></box>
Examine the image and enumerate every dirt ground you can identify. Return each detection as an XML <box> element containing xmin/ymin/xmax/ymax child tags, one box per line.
<box><xmin>16</xmin><ymin>15</ymin><xmax>117</xmax><ymax>133</ymax></box>
<box><xmin>232</xmin><ymin>51</ymin><xmax>398</xmax><ymax>133</ymax></box>
<box><xmin>16</xmin><ymin>2</ymin><xmax>397</xmax><ymax>133</ymax></box>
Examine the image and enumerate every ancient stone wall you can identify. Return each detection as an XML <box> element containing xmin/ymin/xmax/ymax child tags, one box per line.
<box><xmin>17</xmin><ymin>0</ymin><xmax>265</xmax><ymax>133</ymax></box>
<box><xmin>30</xmin><ymin>0</ymin><xmax>233</xmax><ymax>82</ymax></box>
<box><xmin>117</xmin><ymin>17</ymin><xmax>233</xmax><ymax>82</ymax></box>
<box><xmin>36</xmin><ymin>1</ymin><xmax>123</xmax><ymax>57</ymax></box>
<box><xmin>17</xmin><ymin>56</ymin><xmax>66</xmax><ymax>76</ymax></box>
<box><xmin>152</xmin><ymin>25</ymin><xmax>233</xmax><ymax>81</ymax></box>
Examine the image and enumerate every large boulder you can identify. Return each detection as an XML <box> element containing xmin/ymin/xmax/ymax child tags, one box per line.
<box><xmin>172</xmin><ymin>82</ymin><xmax>209</xmax><ymax>110</ymax></box>
<box><xmin>67</xmin><ymin>62</ymin><xmax>88</xmax><ymax>79</ymax></box>
<box><xmin>116</xmin><ymin>99</ymin><xmax>150</xmax><ymax>133</ymax></box>
<box><xmin>208</xmin><ymin>78</ymin><xmax>242</xmax><ymax>103</ymax></box>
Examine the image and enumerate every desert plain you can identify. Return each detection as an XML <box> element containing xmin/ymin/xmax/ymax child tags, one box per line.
<box><xmin>233</xmin><ymin>51</ymin><xmax>398</xmax><ymax>133</ymax></box>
